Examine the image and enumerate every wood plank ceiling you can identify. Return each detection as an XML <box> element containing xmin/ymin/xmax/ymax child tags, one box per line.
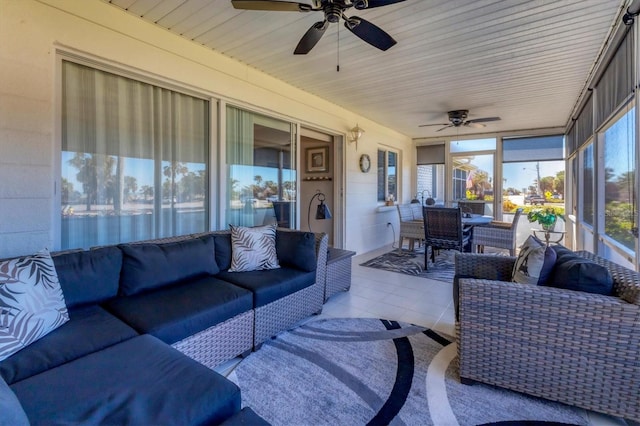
<box><xmin>103</xmin><ymin>0</ymin><xmax>627</xmax><ymax>138</ymax></box>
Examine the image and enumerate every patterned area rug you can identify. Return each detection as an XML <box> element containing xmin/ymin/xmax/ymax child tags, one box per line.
<box><xmin>229</xmin><ymin>318</ymin><xmax>586</xmax><ymax>426</ymax></box>
<box><xmin>360</xmin><ymin>248</ymin><xmax>456</xmax><ymax>283</ymax></box>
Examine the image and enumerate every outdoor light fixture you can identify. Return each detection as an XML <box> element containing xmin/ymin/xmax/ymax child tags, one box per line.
<box><xmin>348</xmin><ymin>124</ymin><xmax>364</xmax><ymax>150</ymax></box>
<box><xmin>307</xmin><ymin>190</ymin><xmax>332</xmax><ymax>232</ymax></box>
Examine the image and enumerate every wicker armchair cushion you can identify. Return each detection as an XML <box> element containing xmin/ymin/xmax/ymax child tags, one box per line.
<box><xmin>545</xmin><ymin>247</ymin><xmax>614</xmax><ymax>295</ymax></box>
<box><xmin>512</xmin><ymin>235</ymin><xmax>556</xmax><ymax>285</ymax></box>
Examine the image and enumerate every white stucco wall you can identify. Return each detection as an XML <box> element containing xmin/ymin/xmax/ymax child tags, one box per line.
<box><xmin>0</xmin><ymin>0</ymin><xmax>413</xmax><ymax>258</ymax></box>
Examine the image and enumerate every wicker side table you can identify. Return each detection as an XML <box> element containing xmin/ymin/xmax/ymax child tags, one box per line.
<box><xmin>325</xmin><ymin>248</ymin><xmax>356</xmax><ymax>302</ymax></box>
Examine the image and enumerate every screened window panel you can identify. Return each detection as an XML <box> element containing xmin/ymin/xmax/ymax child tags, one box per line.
<box><xmin>503</xmin><ymin>135</ymin><xmax>564</xmax><ymax>162</ymax></box>
<box><xmin>61</xmin><ymin>61</ymin><xmax>209</xmax><ymax>249</ymax></box>
<box><xmin>575</xmin><ymin>94</ymin><xmax>593</xmax><ymax>150</ymax></box>
<box><xmin>603</xmin><ymin>106</ymin><xmax>636</xmax><ymax>252</ymax></box>
<box><xmin>594</xmin><ymin>28</ymin><xmax>634</xmax><ymax>130</ymax></box>
<box><xmin>582</xmin><ymin>143</ymin><xmax>595</xmax><ymax>226</ymax></box>
<box><xmin>416</xmin><ymin>144</ymin><xmax>445</xmax><ymax>165</ymax></box>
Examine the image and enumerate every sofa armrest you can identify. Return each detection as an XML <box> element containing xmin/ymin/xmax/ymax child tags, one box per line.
<box><xmin>314</xmin><ymin>232</ymin><xmax>329</xmax><ymax>291</ymax></box>
<box><xmin>454</xmin><ymin>253</ymin><xmax>516</xmax><ymax>281</ymax></box>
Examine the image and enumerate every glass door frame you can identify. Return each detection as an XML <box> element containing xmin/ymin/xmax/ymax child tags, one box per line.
<box><xmin>446</xmin><ymin>146</ymin><xmax>498</xmax><ymax>218</ymax></box>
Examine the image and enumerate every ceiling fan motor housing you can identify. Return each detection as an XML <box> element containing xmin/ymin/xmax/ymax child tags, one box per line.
<box><xmin>448</xmin><ymin>110</ymin><xmax>469</xmax><ymax>126</ymax></box>
<box><xmin>324</xmin><ymin>3</ymin><xmax>343</xmax><ymax>22</ymax></box>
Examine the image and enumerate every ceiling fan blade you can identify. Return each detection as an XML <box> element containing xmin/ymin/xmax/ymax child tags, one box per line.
<box><xmin>467</xmin><ymin>116</ymin><xmax>501</xmax><ymax>124</ymax></box>
<box><xmin>344</xmin><ymin>16</ymin><xmax>397</xmax><ymax>51</ymax></box>
<box><xmin>354</xmin><ymin>0</ymin><xmax>407</xmax><ymax>9</ymax></box>
<box><xmin>436</xmin><ymin>125</ymin><xmax>453</xmax><ymax>132</ymax></box>
<box><xmin>465</xmin><ymin>122</ymin><xmax>486</xmax><ymax>129</ymax></box>
<box><xmin>294</xmin><ymin>20</ymin><xmax>329</xmax><ymax>54</ymax></box>
<box><xmin>231</xmin><ymin>0</ymin><xmax>312</xmax><ymax>12</ymax></box>
<box><xmin>418</xmin><ymin>123</ymin><xmax>449</xmax><ymax>128</ymax></box>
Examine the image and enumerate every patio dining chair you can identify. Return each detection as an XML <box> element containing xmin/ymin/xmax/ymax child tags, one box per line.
<box><xmin>457</xmin><ymin>201</ymin><xmax>485</xmax><ymax>216</ymax></box>
<box><xmin>422</xmin><ymin>206</ymin><xmax>470</xmax><ymax>270</ymax></box>
<box><xmin>472</xmin><ymin>208</ymin><xmax>523</xmax><ymax>256</ymax></box>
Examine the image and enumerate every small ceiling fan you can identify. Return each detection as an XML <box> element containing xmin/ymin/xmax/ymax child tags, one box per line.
<box><xmin>231</xmin><ymin>0</ymin><xmax>406</xmax><ymax>54</ymax></box>
<box><xmin>419</xmin><ymin>110</ymin><xmax>501</xmax><ymax>132</ymax></box>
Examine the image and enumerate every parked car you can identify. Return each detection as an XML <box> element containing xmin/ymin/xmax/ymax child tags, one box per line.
<box><xmin>524</xmin><ymin>194</ymin><xmax>545</xmax><ymax>205</ymax></box>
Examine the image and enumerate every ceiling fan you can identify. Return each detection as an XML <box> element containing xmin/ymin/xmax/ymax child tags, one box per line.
<box><xmin>231</xmin><ymin>0</ymin><xmax>406</xmax><ymax>54</ymax></box>
<box><xmin>419</xmin><ymin>110</ymin><xmax>501</xmax><ymax>132</ymax></box>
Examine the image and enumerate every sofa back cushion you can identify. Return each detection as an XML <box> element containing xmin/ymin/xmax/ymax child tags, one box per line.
<box><xmin>276</xmin><ymin>230</ymin><xmax>317</xmax><ymax>272</ymax></box>
<box><xmin>213</xmin><ymin>233</ymin><xmax>233</xmax><ymax>271</ymax></box>
<box><xmin>119</xmin><ymin>236</ymin><xmax>218</xmax><ymax>296</ymax></box>
<box><xmin>53</xmin><ymin>246</ymin><xmax>122</xmax><ymax>308</ymax></box>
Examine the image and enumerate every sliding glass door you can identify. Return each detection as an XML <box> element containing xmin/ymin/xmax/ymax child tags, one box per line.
<box><xmin>225</xmin><ymin>106</ymin><xmax>297</xmax><ymax>228</ymax></box>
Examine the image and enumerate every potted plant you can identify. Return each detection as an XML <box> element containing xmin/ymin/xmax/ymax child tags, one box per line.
<box><xmin>527</xmin><ymin>207</ymin><xmax>561</xmax><ymax>231</ymax></box>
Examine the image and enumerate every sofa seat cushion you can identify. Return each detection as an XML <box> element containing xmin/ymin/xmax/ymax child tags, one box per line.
<box><xmin>0</xmin><ymin>305</ymin><xmax>138</xmax><ymax>385</ymax></box>
<box><xmin>10</xmin><ymin>334</ymin><xmax>241</xmax><ymax>426</ymax></box>
<box><xmin>104</xmin><ymin>276</ymin><xmax>253</xmax><ymax>344</ymax></box>
<box><xmin>217</xmin><ymin>268</ymin><xmax>316</xmax><ymax>308</ymax></box>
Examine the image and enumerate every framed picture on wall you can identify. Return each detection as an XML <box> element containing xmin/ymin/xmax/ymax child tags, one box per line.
<box><xmin>306</xmin><ymin>147</ymin><xmax>329</xmax><ymax>173</ymax></box>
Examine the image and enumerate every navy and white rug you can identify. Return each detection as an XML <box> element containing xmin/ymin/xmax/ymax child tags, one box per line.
<box><xmin>360</xmin><ymin>248</ymin><xmax>456</xmax><ymax>283</ymax></box>
<box><xmin>229</xmin><ymin>318</ymin><xmax>586</xmax><ymax>426</ymax></box>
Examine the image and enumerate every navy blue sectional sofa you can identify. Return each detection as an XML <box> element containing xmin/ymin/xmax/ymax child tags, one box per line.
<box><xmin>0</xmin><ymin>229</ymin><xmax>328</xmax><ymax>425</ymax></box>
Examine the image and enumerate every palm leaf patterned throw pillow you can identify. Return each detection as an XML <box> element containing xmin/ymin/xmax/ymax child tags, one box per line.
<box><xmin>0</xmin><ymin>250</ymin><xmax>69</xmax><ymax>361</ymax></box>
<box><xmin>229</xmin><ymin>224</ymin><xmax>280</xmax><ymax>272</ymax></box>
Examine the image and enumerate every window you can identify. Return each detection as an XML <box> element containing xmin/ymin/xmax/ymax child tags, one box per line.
<box><xmin>61</xmin><ymin>61</ymin><xmax>209</xmax><ymax>249</ymax></box>
<box><xmin>416</xmin><ymin>144</ymin><xmax>444</xmax><ymax>203</ymax></box>
<box><xmin>225</xmin><ymin>106</ymin><xmax>296</xmax><ymax>228</ymax></box>
<box><xmin>602</xmin><ymin>106</ymin><xmax>636</xmax><ymax>251</ymax></box>
<box><xmin>377</xmin><ymin>149</ymin><xmax>398</xmax><ymax>202</ymax></box>
<box><xmin>581</xmin><ymin>143</ymin><xmax>595</xmax><ymax>226</ymax></box>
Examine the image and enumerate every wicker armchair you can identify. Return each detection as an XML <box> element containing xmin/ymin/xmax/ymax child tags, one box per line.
<box><xmin>423</xmin><ymin>206</ymin><xmax>470</xmax><ymax>270</ymax></box>
<box><xmin>472</xmin><ymin>208</ymin><xmax>523</xmax><ymax>255</ymax></box>
<box><xmin>454</xmin><ymin>251</ymin><xmax>640</xmax><ymax>422</ymax></box>
<box><xmin>397</xmin><ymin>204</ymin><xmax>424</xmax><ymax>250</ymax></box>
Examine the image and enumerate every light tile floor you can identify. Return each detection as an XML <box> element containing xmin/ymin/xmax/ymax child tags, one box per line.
<box><xmin>219</xmin><ymin>243</ymin><xmax>632</xmax><ymax>426</ymax></box>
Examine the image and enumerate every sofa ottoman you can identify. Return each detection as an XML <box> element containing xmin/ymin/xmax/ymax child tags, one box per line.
<box><xmin>10</xmin><ymin>334</ymin><xmax>241</xmax><ymax>425</ymax></box>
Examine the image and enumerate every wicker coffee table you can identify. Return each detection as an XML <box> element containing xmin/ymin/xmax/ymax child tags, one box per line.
<box><xmin>324</xmin><ymin>248</ymin><xmax>356</xmax><ymax>302</ymax></box>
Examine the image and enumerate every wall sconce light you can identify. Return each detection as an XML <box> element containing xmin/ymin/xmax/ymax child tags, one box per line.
<box><xmin>307</xmin><ymin>190</ymin><xmax>332</xmax><ymax>232</ymax></box>
<box><xmin>348</xmin><ymin>124</ymin><xmax>364</xmax><ymax>150</ymax></box>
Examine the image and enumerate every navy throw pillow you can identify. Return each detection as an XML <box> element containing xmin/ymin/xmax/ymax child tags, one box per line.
<box><xmin>546</xmin><ymin>256</ymin><xmax>614</xmax><ymax>295</ymax></box>
<box><xmin>119</xmin><ymin>236</ymin><xmax>218</xmax><ymax>296</ymax></box>
<box><xmin>276</xmin><ymin>231</ymin><xmax>317</xmax><ymax>272</ymax></box>
<box><xmin>53</xmin><ymin>246</ymin><xmax>122</xmax><ymax>308</ymax></box>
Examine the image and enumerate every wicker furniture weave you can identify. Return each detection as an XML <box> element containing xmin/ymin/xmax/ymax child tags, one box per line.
<box><xmin>253</xmin><ymin>231</ymin><xmax>328</xmax><ymax>347</ymax></box>
<box><xmin>472</xmin><ymin>208</ymin><xmax>523</xmax><ymax>255</ymax></box>
<box><xmin>325</xmin><ymin>248</ymin><xmax>356</xmax><ymax>301</ymax></box>
<box><xmin>423</xmin><ymin>206</ymin><xmax>470</xmax><ymax>270</ymax></box>
<box><xmin>397</xmin><ymin>204</ymin><xmax>424</xmax><ymax>250</ymax></box>
<box><xmin>454</xmin><ymin>251</ymin><xmax>640</xmax><ymax>422</ymax></box>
